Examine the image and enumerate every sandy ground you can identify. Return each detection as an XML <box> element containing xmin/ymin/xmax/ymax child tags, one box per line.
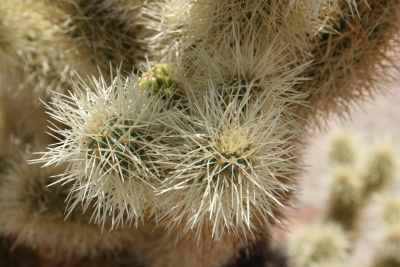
<box><xmin>286</xmin><ymin>79</ymin><xmax>400</xmax><ymax>266</ymax></box>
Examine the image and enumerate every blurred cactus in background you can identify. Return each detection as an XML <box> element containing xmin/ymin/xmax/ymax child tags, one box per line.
<box><xmin>286</xmin><ymin>130</ymin><xmax>400</xmax><ymax>267</ymax></box>
<box><xmin>324</xmin><ymin>132</ymin><xmax>397</xmax><ymax>232</ymax></box>
<box><xmin>287</xmin><ymin>223</ymin><xmax>350</xmax><ymax>267</ymax></box>
<box><xmin>0</xmin><ymin>0</ymin><xmax>400</xmax><ymax>266</ymax></box>
<box><xmin>372</xmin><ymin>195</ymin><xmax>400</xmax><ymax>267</ymax></box>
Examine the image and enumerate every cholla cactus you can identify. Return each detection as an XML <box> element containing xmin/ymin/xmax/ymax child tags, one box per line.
<box><xmin>324</xmin><ymin>166</ymin><xmax>363</xmax><ymax>231</ymax></box>
<box><xmin>287</xmin><ymin>223</ymin><xmax>349</xmax><ymax>267</ymax></box>
<box><xmin>35</xmin><ymin>65</ymin><xmax>303</xmax><ymax>241</ymax></box>
<box><xmin>322</xmin><ymin>132</ymin><xmax>397</xmax><ymax>232</ymax></box>
<box><xmin>361</xmin><ymin>140</ymin><xmax>398</xmax><ymax>195</ymax></box>
<box><xmin>35</xmin><ymin>71</ymin><xmax>171</xmax><ymax>228</ymax></box>
<box><xmin>287</xmin><ymin>131</ymin><xmax>400</xmax><ymax>267</ymax></box>
<box><xmin>377</xmin><ymin>226</ymin><xmax>400</xmax><ymax>266</ymax></box>
<box><xmin>156</xmin><ymin>86</ymin><xmax>302</xmax><ymax>240</ymax></box>
<box><xmin>326</xmin><ymin>130</ymin><xmax>358</xmax><ymax>166</ymax></box>
<box><xmin>1</xmin><ymin>0</ymin><xmax>400</xmax><ymax>266</ymax></box>
<box><xmin>138</xmin><ymin>63</ymin><xmax>183</xmax><ymax>101</ymax></box>
<box><xmin>380</xmin><ymin>195</ymin><xmax>400</xmax><ymax>226</ymax></box>
<box><xmin>45</xmin><ymin>0</ymin><xmax>153</xmax><ymax>74</ymax></box>
<box><xmin>0</xmin><ymin>148</ymin><xmax>140</xmax><ymax>263</ymax></box>
<box><xmin>297</xmin><ymin>0</ymin><xmax>400</xmax><ymax>128</ymax></box>
<box><xmin>371</xmin><ymin>196</ymin><xmax>400</xmax><ymax>267</ymax></box>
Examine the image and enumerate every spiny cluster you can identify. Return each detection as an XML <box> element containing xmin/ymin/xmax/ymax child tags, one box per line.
<box><xmin>0</xmin><ymin>148</ymin><xmax>141</xmax><ymax>262</ymax></box>
<box><xmin>297</xmin><ymin>0</ymin><xmax>400</xmax><ymax>128</ymax></box>
<box><xmin>1</xmin><ymin>0</ymin><xmax>399</xmax><ymax>265</ymax></box>
<box><xmin>86</xmin><ymin>117</ymin><xmax>154</xmax><ymax>177</ymax></box>
<box><xmin>47</xmin><ymin>0</ymin><xmax>151</xmax><ymax>73</ymax></box>
<box><xmin>0</xmin><ymin>1</ymin><xmax>80</xmax><ymax>143</ymax></box>
<box><xmin>36</xmin><ymin>71</ymin><xmax>170</xmax><ymax>227</ymax></box>
<box><xmin>34</xmin><ymin>65</ymin><xmax>304</xmax><ymax>241</ymax></box>
<box><xmin>156</xmin><ymin>87</ymin><xmax>301</xmax><ymax>239</ymax></box>
<box><xmin>31</xmin><ymin>0</ymin><xmax>400</xmax><ymax>244</ymax></box>
<box><xmin>153</xmin><ymin>0</ymin><xmax>321</xmax><ymax>91</ymax></box>
<box><xmin>197</xmin><ymin>134</ymin><xmax>252</xmax><ymax>183</ymax></box>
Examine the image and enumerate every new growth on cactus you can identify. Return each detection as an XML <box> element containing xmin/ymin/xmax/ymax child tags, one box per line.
<box><xmin>138</xmin><ymin>63</ymin><xmax>183</xmax><ymax>101</ymax></box>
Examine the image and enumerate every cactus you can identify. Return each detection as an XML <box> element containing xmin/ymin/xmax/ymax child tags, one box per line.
<box><xmin>0</xmin><ymin>148</ymin><xmax>140</xmax><ymax>263</ymax></box>
<box><xmin>326</xmin><ymin>130</ymin><xmax>358</xmax><ymax>166</ymax></box>
<box><xmin>0</xmin><ymin>0</ymin><xmax>399</xmax><ymax>266</ymax></box>
<box><xmin>371</xmin><ymin>196</ymin><xmax>400</xmax><ymax>267</ymax></box>
<box><xmin>322</xmin><ymin>131</ymin><xmax>397</xmax><ymax>233</ymax></box>
<box><xmin>286</xmin><ymin>130</ymin><xmax>400</xmax><ymax>267</ymax></box>
<box><xmin>361</xmin><ymin>141</ymin><xmax>397</xmax><ymax>195</ymax></box>
<box><xmin>296</xmin><ymin>0</ymin><xmax>400</xmax><ymax>129</ymax></box>
<box><xmin>287</xmin><ymin>223</ymin><xmax>349</xmax><ymax>267</ymax></box>
<box><xmin>35</xmin><ymin>71</ymin><xmax>171</xmax><ymax>228</ymax></box>
<box><xmin>324</xmin><ymin>165</ymin><xmax>363</xmax><ymax>231</ymax></box>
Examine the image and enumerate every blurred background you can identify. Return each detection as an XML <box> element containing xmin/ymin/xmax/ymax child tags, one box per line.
<box><xmin>282</xmin><ymin>77</ymin><xmax>400</xmax><ymax>266</ymax></box>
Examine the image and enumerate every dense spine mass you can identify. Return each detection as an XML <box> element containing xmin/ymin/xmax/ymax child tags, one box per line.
<box><xmin>0</xmin><ymin>0</ymin><xmax>399</xmax><ymax>266</ymax></box>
